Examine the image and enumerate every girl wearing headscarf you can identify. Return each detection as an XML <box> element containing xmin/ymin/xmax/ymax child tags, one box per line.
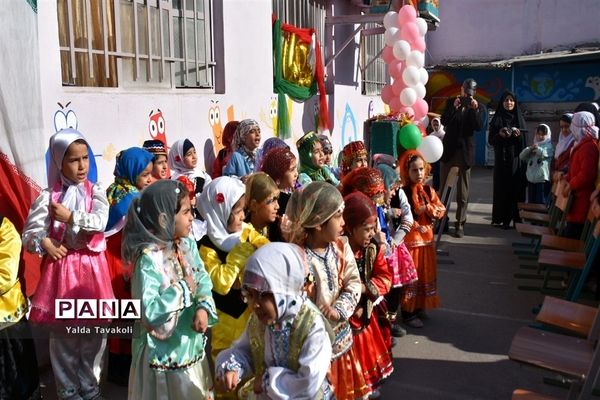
<box><xmin>343</xmin><ymin>193</ymin><xmax>394</xmax><ymax>397</ymax></box>
<box><xmin>168</xmin><ymin>138</ymin><xmax>212</xmax><ymax>242</ymax></box>
<box><xmin>318</xmin><ymin>133</ymin><xmax>341</xmax><ymax>180</ymax></box>
<box><xmin>260</xmin><ymin>147</ymin><xmax>299</xmax><ymax>217</ymax></box>
<box><xmin>429</xmin><ymin>117</ymin><xmax>445</xmax><ymax>190</ymax></box>
<box><xmin>341</xmin><ymin>140</ymin><xmax>369</xmax><ymax>178</ymax></box>
<box><xmin>553</xmin><ymin>113</ymin><xmax>574</xmax><ymax>176</ymax></box>
<box><xmin>561</xmin><ymin>111</ymin><xmax>599</xmax><ymax>238</ymax></box>
<box><xmin>519</xmin><ymin>124</ymin><xmax>554</xmax><ymax>205</ymax></box>
<box><xmin>488</xmin><ymin>90</ymin><xmax>527</xmax><ymax>228</ymax></box>
<box><xmin>215</xmin><ymin>243</ymin><xmax>335</xmax><ymax>399</ymax></box>
<box><xmin>285</xmin><ymin>182</ymin><xmax>364</xmax><ymax>400</ymax></box>
<box><xmin>104</xmin><ymin>146</ymin><xmax>155</xmax><ymax>383</ymax></box>
<box><xmin>212</xmin><ymin>120</ymin><xmax>239</xmax><ymax>179</ymax></box>
<box><xmin>296</xmin><ymin>131</ymin><xmax>340</xmax><ymax>187</ymax></box>
<box><xmin>399</xmin><ymin>150</ymin><xmax>445</xmax><ymax>328</ymax></box>
<box><xmin>196</xmin><ymin>177</ymin><xmax>269</xmax><ymax>375</ymax></box>
<box><xmin>122</xmin><ymin>180</ymin><xmax>217</xmax><ymax>399</ymax></box>
<box><xmin>22</xmin><ymin>129</ymin><xmax>114</xmax><ymax>400</ymax></box>
<box><xmin>255</xmin><ymin>136</ymin><xmax>288</xmax><ymax>174</ymax></box>
<box><xmin>224</xmin><ymin>119</ymin><xmax>262</xmax><ymax>180</ymax></box>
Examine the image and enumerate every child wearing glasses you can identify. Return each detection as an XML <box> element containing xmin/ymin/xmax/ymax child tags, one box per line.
<box><xmin>244</xmin><ymin>172</ymin><xmax>281</xmax><ymax>241</ymax></box>
<box><xmin>215</xmin><ymin>242</ymin><xmax>335</xmax><ymax>399</ymax></box>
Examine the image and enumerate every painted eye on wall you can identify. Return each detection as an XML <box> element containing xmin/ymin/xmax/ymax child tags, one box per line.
<box><xmin>66</xmin><ymin>110</ymin><xmax>78</xmax><ymax>130</ymax></box>
<box><xmin>157</xmin><ymin>116</ymin><xmax>165</xmax><ymax>134</ymax></box>
<box><xmin>54</xmin><ymin>111</ymin><xmax>68</xmax><ymax>132</ymax></box>
<box><xmin>208</xmin><ymin>107</ymin><xmax>215</xmax><ymax>126</ymax></box>
<box><xmin>149</xmin><ymin>120</ymin><xmax>158</xmax><ymax>137</ymax></box>
<box><xmin>214</xmin><ymin>107</ymin><xmax>220</xmax><ymax>124</ymax></box>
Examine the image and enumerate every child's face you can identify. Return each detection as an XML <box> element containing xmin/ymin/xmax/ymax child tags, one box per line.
<box><xmin>349</xmin><ymin>217</ymin><xmax>377</xmax><ymax>249</ymax></box>
<box><xmin>152</xmin><ymin>155</ymin><xmax>168</xmax><ymax>179</ymax></box>
<box><xmin>318</xmin><ymin>209</ymin><xmax>345</xmax><ymax>243</ymax></box>
<box><xmin>250</xmin><ymin>190</ymin><xmax>280</xmax><ymax>225</ymax></box>
<box><xmin>311</xmin><ymin>142</ymin><xmax>325</xmax><ymax>168</ymax></box>
<box><xmin>408</xmin><ymin>157</ymin><xmax>425</xmax><ymax>184</ymax></box>
<box><xmin>351</xmin><ymin>154</ymin><xmax>368</xmax><ymax>170</ymax></box>
<box><xmin>559</xmin><ymin>120</ymin><xmax>571</xmax><ymax>137</ymax></box>
<box><xmin>535</xmin><ymin>130</ymin><xmax>546</xmax><ymax>142</ymax></box>
<box><xmin>432</xmin><ymin>120</ymin><xmax>440</xmax><ymax>130</ymax></box>
<box><xmin>183</xmin><ymin>147</ymin><xmax>197</xmax><ymax>169</ymax></box>
<box><xmin>136</xmin><ymin>162</ymin><xmax>154</xmax><ymax>190</ymax></box>
<box><xmin>243</xmin><ymin>287</ymin><xmax>277</xmax><ymax>325</ymax></box>
<box><xmin>280</xmin><ymin>158</ymin><xmax>298</xmax><ymax>190</ymax></box>
<box><xmin>174</xmin><ymin>196</ymin><xmax>193</xmax><ymax>239</ymax></box>
<box><xmin>61</xmin><ymin>141</ymin><xmax>89</xmax><ymax>184</ymax></box>
<box><xmin>227</xmin><ymin>195</ymin><xmax>246</xmax><ymax>233</ymax></box>
<box><xmin>244</xmin><ymin>128</ymin><xmax>261</xmax><ymax>151</ymax></box>
<box><xmin>323</xmin><ymin>150</ymin><xmax>332</xmax><ymax>166</ymax></box>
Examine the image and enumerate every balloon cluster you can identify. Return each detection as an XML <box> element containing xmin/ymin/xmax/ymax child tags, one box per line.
<box><xmin>380</xmin><ymin>5</ymin><xmax>442</xmax><ymax>163</ymax></box>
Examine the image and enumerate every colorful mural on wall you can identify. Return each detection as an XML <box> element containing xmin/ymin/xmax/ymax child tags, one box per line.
<box><xmin>340</xmin><ymin>102</ymin><xmax>358</xmax><ymax>147</ymax></box>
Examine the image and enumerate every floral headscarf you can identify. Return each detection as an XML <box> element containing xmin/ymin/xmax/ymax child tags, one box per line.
<box><xmin>232</xmin><ymin>119</ymin><xmax>261</xmax><ymax>160</ymax></box>
<box><xmin>341</xmin><ymin>167</ymin><xmax>385</xmax><ymax>200</ymax></box>
<box><xmin>341</xmin><ymin>141</ymin><xmax>368</xmax><ymax>176</ymax></box>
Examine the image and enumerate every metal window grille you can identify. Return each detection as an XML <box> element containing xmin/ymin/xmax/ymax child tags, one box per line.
<box><xmin>272</xmin><ymin>0</ymin><xmax>326</xmax><ymax>40</ymax></box>
<box><xmin>361</xmin><ymin>22</ymin><xmax>387</xmax><ymax>95</ymax></box>
<box><xmin>58</xmin><ymin>0</ymin><xmax>215</xmax><ymax>88</ymax></box>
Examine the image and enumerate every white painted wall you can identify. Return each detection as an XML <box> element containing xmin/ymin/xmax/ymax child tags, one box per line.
<box><xmin>34</xmin><ymin>0</ymin><xmax>384</xmax><ymax>186</ymax></box>
<box><xmin>427</xmin><ymin>0</ymin><xmax>600</xmax><ymax>64</ymax></box>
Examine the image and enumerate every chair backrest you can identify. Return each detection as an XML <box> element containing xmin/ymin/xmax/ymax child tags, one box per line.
<box><xmin>568</xmin><ymin>220</ymin><xmax>600</xmax><ymax>302</ymax></box>
<box><xmin>435</xmin><ymin>167</ymin><xmax>459</xmax><ymax>248</ymax></box>
<box><xmin>549</xmin><ymin>180</ymin><xmax>573</xmax><ymax>236</ymax></box>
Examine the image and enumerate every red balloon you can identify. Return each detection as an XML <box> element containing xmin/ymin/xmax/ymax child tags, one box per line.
<box><xmin>389</xmin><ymin>97</ymin><xmax>402</xmax><ymax>112</ymax></box>
<box><xmin>413</xmin><ymin>36</ymin><xmax>426</xmax><ymax>52</ymax></box>
<box><xmin>382</xmin><ymin>46</ymin><xmax>395</xmax><ymax>64</ymax></box>
<box><xmin>381</xmin><ymin>84</ymin><xmax>394</xmax><ymax>104</ymax></box>
<box><xmin>389</xmin><ymin>60</ymin><xmax>404</xmax><ymax>80</ymax></box>
<box><xmin>412</xmin><ymin>98</ymin><xmax>429</xmax><ymax>120</ymax></box>
<box><xmin>392</xmin><ymin>79</ymin><xmax>406</xmax><ymax>96</ymax></box>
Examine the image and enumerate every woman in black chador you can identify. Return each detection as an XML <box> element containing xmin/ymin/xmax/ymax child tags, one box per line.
<box><xmin>489</xmin><ymin>90</ymin><xmax>527</xmax><ymax>229</ymax></box>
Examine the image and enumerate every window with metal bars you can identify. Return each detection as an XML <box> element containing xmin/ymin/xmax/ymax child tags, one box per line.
<box><xmin>272</xmin><ymin>0</ymin><xmax>326</xmax><ymax>40</ymax></box>
<box><xmin>361</xmin><ymin>22</ymin><xmax>387</xmax><ymax>96</ymax></box>
<box><xmin>57</xmin><ymin>0</ymin><xmax>216</xmax><ymax>89</ymax></box>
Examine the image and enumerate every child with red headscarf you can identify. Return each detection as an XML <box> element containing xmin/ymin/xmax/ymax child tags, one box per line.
<box><xmin>340</xmin><ymin>141</ymin><xmax>368</xmax><ymax>178</ymax></box>
<box><xmin>343</xmin><ymin>192</ymin><xmax>394</xmax><ymax>397</ymax></box>
<box><xmin>398</xmin><ymin>150</ymin><xmax>445</xmax><ymax>328</ymax></box>
<box><xmin>212</xmin><ymin>120</ymin><xmax>239</xmax><ymax>179</ymax></box>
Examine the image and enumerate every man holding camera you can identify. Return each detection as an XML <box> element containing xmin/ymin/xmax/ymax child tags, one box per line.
<box><xmin>440</xmin><ymin>78</ymin><xmax>485</xmax><ymax>238</ymax></box>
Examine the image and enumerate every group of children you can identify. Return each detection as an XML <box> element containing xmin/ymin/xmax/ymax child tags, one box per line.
<box><xmin>3</xmin><ymin>117</ymin><xmax>451</xmax><ymax>400</ymax></box>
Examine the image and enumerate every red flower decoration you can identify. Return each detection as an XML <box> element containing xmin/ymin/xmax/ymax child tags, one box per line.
<box><xmin>215</xmin><ymin>193</ymin><xmax>225</xmax><ymax>203</ymax></box>
<box><xmin>175</xmin><ymin>155</ymin><xmax>181</xmax><ymax>162</ymax></box>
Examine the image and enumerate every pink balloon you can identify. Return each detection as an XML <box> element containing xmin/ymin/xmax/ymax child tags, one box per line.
<box><xmin>400</xmin><ymin>22</ymin><xmax>420</xmax><ymax>45</ymax></box>
<box><xmin>392</xmin><ymin>79</ymin><xmax>406</xmax><ymax>96</ymax></box>
<box><xmin>382</xmin><ymin>46</ymin><xmax>395</xmax><ymax>64</ymax></box>
<box><xmin>413</xmin><ymin>36</ymin><xmax>426</xmax><ymax>52</ymax></box>
<box><xmin>389</xmin><ymin>60</ymin><xmax>404</xmax><ymax>80</ymax></box>
<box><xmin>397</xmin><ymin>106</ymin><xmax>414</xmax><ymax>117</ymax></box>
<box><xmin>389</xmin><ymin>97</ymin><xmax>402</xmax><ymax>112</ymax></box>
<box><xmin>412</xmin><ymin>98</ymin><xmax>429</xmax><ymax>120</ymax></box>
<box><xmin>381</xmin><ymin>84</ymin><xmax>394</xmax><ymax>104</ymax></box>
<box><xmin>398</xmin><ymin>5</ymin><xmax>417</xmax><ymax>25</ymax></box>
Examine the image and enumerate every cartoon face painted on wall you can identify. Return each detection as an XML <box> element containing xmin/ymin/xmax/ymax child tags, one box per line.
<box><xmin>208</xmin><ymin>100</ymin><xmax>223</xmax><ymax>153</ymax></box>
<box><xmin>54</xmin><ymin>102</ymin><xmax>78</xmax><ymax>132</ymax></box>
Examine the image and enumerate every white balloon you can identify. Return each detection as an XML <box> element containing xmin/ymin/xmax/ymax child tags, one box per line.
<box><xmin>406</xmin><ymin>50</ymin><xmax>425</xmax><ymax>68</ymax></box>
<box><xmin>400</xmin><ymin>87</ymin><xmax>417</xmax><ymax>107</ymax></box>
<box><xmin>402</xmin><ymin>66</ymin><xmax>421</xmax><ymax>87</ymax></box>
<box><xmin>418</xmin><ymin>135</ymin><xmax>444</xmax><ymax>163</ymax></box>
<box><xmin>419</xmin><ymin>68</ymin><xmax>429</xmax><ymax>85</ymax></box>
<box><xmin>414</xmin><ymin>83</ymin><xmax>426</xmax><ymax>99</ymax></box>
<box><xmin>419</xmin><ymin>115</ymin><xmax>430</xmax><ymax>129</ymax></box>
<box><xmin>384</xmin><ymin>27</ymin><xmax>400</xmax><ymax>47</ymax></box>
<box><xmin>416</xmin><ymin>17</ymin><xmax>428</xmax><ymax>36</ymax></box>
<box><xmin>383</xmin><ymin>11</ymin><xmax>399</xmax><ymax>30</ymax></box>
<box><xmin>392</xmin><ymin>40</ymin><xmax>411</xmax><ymax>61</ymax></box>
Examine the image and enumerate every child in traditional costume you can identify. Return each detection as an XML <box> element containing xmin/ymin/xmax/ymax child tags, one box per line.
<box><xmin>340</xmin><ymin>140</ymin><xmax>368</xmax><ymax>178</ymax></box>
<box><xmin>142</xmin><ymin>139</ymin><xmax>169</xmax><ymax>182</ymax></box>
<box><xmin>215</xmin><ymin>242</ymin><xmax>335</xmax><ymax>399</ymax></box>
<box><xmin>296</xmin><ymin>131</ymin><xmax>339</xmax><ymax>187</ymax></box>
<box><xmin>286</xmin><ymin>182</ymin><xmax>365</xmax><ymax>400</ymax></box>
<box><xmin>398</xmin><ymin>150</ymin><xmax>445</xmax><ymax>328</ymax></box>
<box><xmin>343</xmin><ymin>192</ymin><xmax>394</xmax><ymax>396</ymax></box>
<box><xmin>212</xmin><ymin>121</ymin><xmax>239</xmax><ymax>179</ymax></box>
<box><xmin>122</xmin><ymin>179</ymin><xmax>217</xmax><ymax>399</ymax></box>
<box><xmin>22</xmin><ymin>128</ymin><xmax>114</xmax><ymax>400</ymax></box>
<box><xmin>224</xmin><ymin>119</ymin><xmax>262</xmax><ymax>181</ymax></box>
<box><xmin>244</xmin><ymin>172</ymin><xmax>281</xmax><ymax>241</ymax></box>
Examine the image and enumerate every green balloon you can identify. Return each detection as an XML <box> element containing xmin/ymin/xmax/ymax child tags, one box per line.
<box><xmin>399</xmin><ymin>124</ymin><xmax>422</xmax><ymax>150</ymax></box>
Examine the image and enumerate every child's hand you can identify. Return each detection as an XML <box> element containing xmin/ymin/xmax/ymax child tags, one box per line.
<box><xmin>220</xmin><ymin>371</ymin><xmax>240</xmax><ymax>392</ymax></box>
<box><xmin>42</xmin><ymin>237</ymin><xmax>68</xmax><ymax>260</ymax></box>
<box><xmin>319</xmin><ymin>304</ymin><xmax>340</xmax><ymax>322</ymax></box>
<box><xmin>50</xmin><ymin>202</ymin><xmax>73</xmax><ymax>224</ymax></box>
<box><xmin>192</xmin><ymin>308</ymin><xmax>208</xmax><ymax>333</ymax></box>
<box><xmin>184</xmin><ymin>274</ymin><xmax>196</xmax><ymax>294</ymax></box>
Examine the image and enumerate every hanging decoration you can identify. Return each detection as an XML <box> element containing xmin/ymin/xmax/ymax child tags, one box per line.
<box><xmin>273</xmin><ymin>17</ymin><xmax>330</xmax><ymax>139</ymax></box>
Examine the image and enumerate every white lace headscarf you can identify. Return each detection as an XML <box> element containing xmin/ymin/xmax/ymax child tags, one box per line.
<box><xmin>243</xmin><ymin>242</ymin><xmax>306</xmax><ymax>324</ymax></box>
<box><xmin>571</xmin><ymin>111</ymin><xmax>599</xmax><ymax>147</ymax></box>
<box><xmin>198</xmin><ymin>176</ymin><xmax>246</xmax><ymax>251</ymax></box>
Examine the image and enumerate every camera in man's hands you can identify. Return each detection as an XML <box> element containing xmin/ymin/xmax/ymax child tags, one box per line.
<box><xmin>460</xmin><ymin>96</ymin><xmax>472</xmax><ymax>108</ymax></box>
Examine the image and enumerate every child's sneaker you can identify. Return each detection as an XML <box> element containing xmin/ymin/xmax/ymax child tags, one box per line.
<box><xmin>391</xmin><ymin>324</ymin><xmax>407</xmax><ymax>337</ymax></box>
